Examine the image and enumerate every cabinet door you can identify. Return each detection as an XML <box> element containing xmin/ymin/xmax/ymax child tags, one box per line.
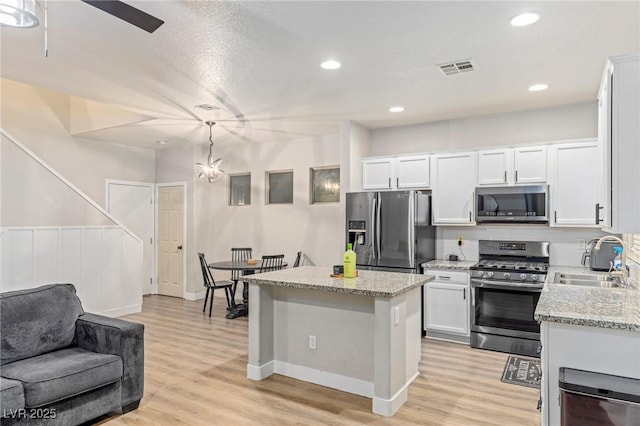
<box><xmin>432</xmin><ymin>153</ymin><xmax>476</xmax><ymax>225</ymax></box>
<box><xmin>551</xmin><ymin>141</ymin><xmax>600</xmax><ymax>227</ymax></box>
<box><xmin>362</xmin><ymin>159</ymin><xmax>393</xmax><ymax>190</ymax></box>
<box><xmin>396</xmin><ymin>155</ymin><xmax>430</xmax><ymax>188</ymax></box>
<box><xmin>514</xmin><ymin>146</ymin><xmax>547</xmax><ymax>184</ymax></box>
<box><xmin>425</xmin><ymin>282</ymin><xmax>469</xmax><ymax>335</ymax></box>
<box><xmin>477</xmin><ymin>149</ymin><xmax>510</xmax><ymax>185</ymax></box>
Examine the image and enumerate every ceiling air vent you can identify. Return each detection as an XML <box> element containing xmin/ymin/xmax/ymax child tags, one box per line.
<box><xmin>194</xmin><ymin>104</ymin><xmax>219</xmax><ymax>111</ymax></box>
<box><xmin>438</xmin><ymin>59</ymin><xmax>476</xmax><ymax>76</ymax></box>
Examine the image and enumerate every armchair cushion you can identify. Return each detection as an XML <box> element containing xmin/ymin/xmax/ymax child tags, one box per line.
<box><xmin>1</xmin><ymin>347</ymin><xmax>122</xmax><ymax>408</ymax></box>
<box><xmin>0</xmin><ymin>377</ymin><xmax>25</xmax><ymax>413</ymax></box>
<box><xmin>0</xmin><ymin>284</ymin><xmax>84</xmax><ymax>365</ymax></box>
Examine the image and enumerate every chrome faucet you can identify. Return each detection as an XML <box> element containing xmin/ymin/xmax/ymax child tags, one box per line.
<box><xmin>594</xmin><ymin>236</ymin><xmax>628</xmax><ymax>285</ymax></box>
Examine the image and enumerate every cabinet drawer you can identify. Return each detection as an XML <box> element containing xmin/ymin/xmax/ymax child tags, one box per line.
<box><xmin>424</xmin><ymin>269</ymin><xmax>468</xmax><ymax>284</ymax></box>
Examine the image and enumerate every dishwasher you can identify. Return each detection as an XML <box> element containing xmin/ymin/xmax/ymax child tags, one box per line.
<box><xmin>559</xmin><ymin>368</ymin><xmax>640</xmax><ymax>426</ymax></box>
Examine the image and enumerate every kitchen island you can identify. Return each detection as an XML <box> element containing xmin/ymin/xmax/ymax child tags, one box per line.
<box><xmin>245</xmin><ymin>266</ymin><xmax>433</xmax><ymax>416</ymax></box>
<box><xmin>535</xmin><ymin>266</ymin><xmax>640</xmax><ymax>426</ymax></box>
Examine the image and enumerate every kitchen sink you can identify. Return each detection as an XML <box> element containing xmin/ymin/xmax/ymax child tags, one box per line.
<box><xmin>553</xmin><ymin>272</ymin><xmax>621</xmax><ymax>288</ymax></box>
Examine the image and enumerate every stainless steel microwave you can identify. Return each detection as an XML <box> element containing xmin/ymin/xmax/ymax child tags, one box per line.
<box><xmin>475</xmin><ymin>185</ymin><xmax>549</xmax><ymax>223</ymax></box>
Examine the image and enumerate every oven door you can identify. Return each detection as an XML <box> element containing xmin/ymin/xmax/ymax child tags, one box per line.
<box><xmin>471</xmin><ymin>279</ymin><xmax>541</xmax><ymax>340</ymax></box>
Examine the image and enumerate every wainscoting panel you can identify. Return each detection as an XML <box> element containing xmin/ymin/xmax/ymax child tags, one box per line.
<box><xmin>1</xmin><ymin>226</ymin><xmax>142</xmax><ymax>316</ymax></box>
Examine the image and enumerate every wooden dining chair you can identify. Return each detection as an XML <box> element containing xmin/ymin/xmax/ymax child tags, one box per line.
<box><xmin>198</xmin><ymin>252</ymin><xmax>234</xmax><ymax>317</ymax></box>
<box><xmin>259</xmin><ymin>254</ymin><xmax>285</xmax><ymax>273</ymax></box>
<box><xmin>293</xmin><ymin>251</ymin><xmax>302</xmax><ymax>268</ymax></box>
<box><xmin>230</xmin><ymin>247</ymin><xmax>252</xmax><ymax>304</ymax></box>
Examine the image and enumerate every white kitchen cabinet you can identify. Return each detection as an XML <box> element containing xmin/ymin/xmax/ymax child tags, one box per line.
<box><xmin>540</xmin><ymin>322</ymin><xmax>640</xmax><ymax>426</ymax></box>
<box><xmin>513</xmin><ymin>146</ymin><xmax>547</xmax><ymax>184</ymax></box>
<box><xmin>362</xmin><ymin>158</ymin><xmax>393</xmax><ymax>190</ymax></box>
<box><xmin>362</xmin><ymin>155</ymin><xmax>430</xmax><ymax>190</ymax></box>
<box><xmin>477</xmin><ymin>149</ymin><xmax>510</xmax><ymax>185</ymax></box>
<box><xmin>477</xmin><ymin>146</ymin><xmax>547</xmax><ymax>185</ymax></box>
<box><xmin>423</xmin><ymin>270</ymin><xmax>469</xmax><ymax>342</ymax></box>
<box><xmin>550</xmin><ymin>140</ymin><xmax>601</xmax><ymax>227</ymax></box>
<box><xmin>598</xmin><ymin>53</ymin><xmax>640</xmax><ymax>233</ymax></box>
<box><xmin>396</xmin><ymin>155</ymin><xmax>430</xmax><ymax>188</ymax></box>
<box><xmin>432</xmin><ymin>152</ymin><xmax>476</xmax><ymax>225</ymax></box>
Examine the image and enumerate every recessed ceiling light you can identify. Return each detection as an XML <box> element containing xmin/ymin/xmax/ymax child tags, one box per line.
<box><xmin>156</xmin><ymin>140</ymin><xmax>168</xmax><ymax>145</ymax></box>
<box><xmin>320</xmin><ymin>60</ymin><xmax>341</xmax><ymax>70</ymax></box>
<box><xmin>510</xmin><ymin>12</ymin><xmax>540</xmax><ymax>27</ymax></box>
<box><xmin>528</xmin><ymin>84</ymin><xmax>548</xmax><ymax>92</ymax></box>
<box><xmin>389</xmin><ymin>106</ymin><xmax>405</xmax><ymax>113</ymax></box>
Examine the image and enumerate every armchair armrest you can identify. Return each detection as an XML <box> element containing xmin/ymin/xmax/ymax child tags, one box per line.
<box><xmin>75</xmin><ymin>313</ymin><xmax>144</xmax><ymax>409</ymax></box>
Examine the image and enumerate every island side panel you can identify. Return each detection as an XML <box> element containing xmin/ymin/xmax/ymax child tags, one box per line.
<box><xmin>373</xmin><ymin>286</ymin><xmax>422</xmax><ymax>417</ymax></box>
<box><xmin>271</xmin><ymin>286</ymin><xmax>376</xmax><ymax>396</ymax></box>
<box><xmin>247</xmin><ymin>283</ymin><xmax>276</xmax><ymax>380</ymax></box>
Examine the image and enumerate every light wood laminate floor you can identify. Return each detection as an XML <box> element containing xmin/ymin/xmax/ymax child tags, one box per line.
<box><xmin>97</xmin><ymin>295</ymin><xmax>540</xmax><ymax>426</ymax></box>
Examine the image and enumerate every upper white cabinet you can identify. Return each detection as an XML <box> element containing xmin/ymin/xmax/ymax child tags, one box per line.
<box><xmin>396</xmin><ymin>155</ymin><xmax>430</xmax><ymax>189</ymax></box>
<box><xmin>432</xmin><ymin>152</ymin><xmax>476</xmax><ymax>225</ymax></box>
<box><xmin>362</xmin><ymin>155</ymin><xmax>429</xmax><ymax>190</ymax></box>
<box><xmin>477</xmin><ymin>146</ymin><xmax>547</xmax><ymax>185</ymax></box>
<box><xmin>598</xmin><ymin>53</ymin><xmax>640</xmax><ymax>233</ymax></box>
<box><xmin>362</xmin><ymin>158</ymin><xmax>394</xmax><ymax>190</ymax></box>
<box><xmin>549</xmin><ymin>140</ymin><xmax>601</xmax><ymax>227</ymax></box>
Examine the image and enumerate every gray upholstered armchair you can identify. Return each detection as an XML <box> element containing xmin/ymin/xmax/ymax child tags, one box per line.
<box><xmin>0</xmin><ymin>284</ymin><xmax>144</xmax><ymax>425</ymax></box>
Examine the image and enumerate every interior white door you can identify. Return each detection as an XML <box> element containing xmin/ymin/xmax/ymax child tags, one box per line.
<box><xmin>107</xmin><ymin>182</ymin><xmax>154</xmax><ymax>295</ymax></box>
<box><xmin>157</xmin><ymin>185</ymin><xmax>184</xmax><ymax>298</ymax></box>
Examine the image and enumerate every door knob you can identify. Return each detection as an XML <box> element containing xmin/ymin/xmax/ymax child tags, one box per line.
<box><xmin>177</xmin><ymin>245</ymin><xmax>183</xmax><ymax>250</ymax></box>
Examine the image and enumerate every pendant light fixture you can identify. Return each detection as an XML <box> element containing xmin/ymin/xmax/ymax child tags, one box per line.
<box><xmin>196</xmin><ymin>121</ymin><xmax>225</xmax><ymax>183</ymax></box>
<box><xmin>0</xmin><ymin>0</ymin><xmax>39</xmax><ymax>28</ymax></box>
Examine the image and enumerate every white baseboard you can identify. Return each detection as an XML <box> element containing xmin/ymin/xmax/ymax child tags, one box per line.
<box><xmin>184</xmin><ymin>290</ymin><xmax>206</xmax><ymax>301</ymax></box>
<box><xmin>101</xmin><ymin>304</ymin><xmax>142</xmax><ymax>318</ymax></box>
<box><xmin>372</xmin><ymin>371</ymin><xmax>419</xmax><ymax>417</ymax></box>
<box><xmin>247</xmin><ymin>361</ymin><xmax>275</xmax><ymax>381</ymax></box>
<box><xmin>273</xmin><ymin>361</ymin><xmax>373</xmax><ymax>398</ymax></box>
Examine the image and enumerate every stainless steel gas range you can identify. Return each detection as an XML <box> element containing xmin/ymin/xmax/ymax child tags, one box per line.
<box><xmin>469</xmin><ymin>240</ymin><xmax>549</xmax><ymax>358</ymax></box>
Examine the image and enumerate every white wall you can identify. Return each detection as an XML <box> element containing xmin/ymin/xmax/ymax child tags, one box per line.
<box><xmin>369</xmin><ymin>102</ymin><xmax>597</xmax><ymax>155</ymax></box>
<box><xmin>0</xmin><ymin>79</ymin><xmax>156</xmax><ymax>207</ymax></box>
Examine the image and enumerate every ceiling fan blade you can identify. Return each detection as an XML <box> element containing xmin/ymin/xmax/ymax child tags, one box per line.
<box><xmin>82</xmin><ymin>0</ymin><xmax>164</xmax><ymax>33</ymax></box>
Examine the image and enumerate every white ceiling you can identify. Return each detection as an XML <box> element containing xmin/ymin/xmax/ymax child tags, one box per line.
<box><xmin>1</xmin><ymin>1</ymin><xmax>639</xmax><ymax>148</ymax></box>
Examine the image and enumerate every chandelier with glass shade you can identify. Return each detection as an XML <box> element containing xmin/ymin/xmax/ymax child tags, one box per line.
<box><xmin>196</xmin><ymin>121</ymin><xmax>225</xmax><ymax>183</ymax></box>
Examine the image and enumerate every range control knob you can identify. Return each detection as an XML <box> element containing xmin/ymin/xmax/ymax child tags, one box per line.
<box><xmin>531</xmin><ymin>274</ymin><xmax>538</xmax><ymax>281</ymax></box>
<box><xmin>477</xmin><ymin>270</ymin><xmax>485</xmax><ymax>277</ymax></box>
<box><xmin>504</xmin><ymin>272</ymin><xmax>511</xmax><ymax>279</ymax></box>
<box><xmin>487</xmin><ymin>271</ymin><xmax>494</xmax><ymax>278</ymax></box>
<box><xmin>520</xmin><ymin>273</ymin><xmax>528</xmax><ymax>280</ymax></box>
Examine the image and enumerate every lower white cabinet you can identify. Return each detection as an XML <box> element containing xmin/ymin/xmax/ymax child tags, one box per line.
<box><xmin>423</xmin><ymin>269</ymin><xmax>470</xmax><ymax>342</ymax></box>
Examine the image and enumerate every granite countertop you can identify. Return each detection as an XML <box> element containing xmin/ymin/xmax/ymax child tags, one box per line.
<box><xmin>421</xmin><ymin>260</ymin><xmax>477</xmax><ymax>270</ymax></box>
<box><xmin>534</xmin><ymin>266</ymin><xmax>640</xmax><ymax>332</ymax></box>
<box><xmin>245</xmin><ymin>266</ymin><xmax>434</xmax><ymax>298</ymax></box>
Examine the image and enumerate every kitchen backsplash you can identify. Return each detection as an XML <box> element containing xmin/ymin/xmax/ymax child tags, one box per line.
<box><xmin>437</xmin><ymin>226</ymin><xmax>609</xmax><ymax>266</ymax></box>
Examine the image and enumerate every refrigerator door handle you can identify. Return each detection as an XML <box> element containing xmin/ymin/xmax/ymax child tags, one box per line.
<box><xmin>371</xmin><ymin>196</ymin><xmax>378</xmax><ymax>260</ymax></box>
<box><xmin>408</xmin><ymin>193</ymin><xmax>415</xmax><ymax>269</ymax></box>
<box><xmin>376</xmin><ymin>195</ymin><xmax>382</xmax><ymax>260</ymax></box>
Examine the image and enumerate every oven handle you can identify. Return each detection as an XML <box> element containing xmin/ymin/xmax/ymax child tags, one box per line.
<box><xmin>470</xmin><ymin>279</ymin><xmax>543</xmax><ymax>291</ymax></box>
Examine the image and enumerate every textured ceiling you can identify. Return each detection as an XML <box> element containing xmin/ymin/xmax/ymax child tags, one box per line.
<box><xmin>1</xmin><ymin>1</ymin><xmax>639</xmax><ymax>148</ymax></box>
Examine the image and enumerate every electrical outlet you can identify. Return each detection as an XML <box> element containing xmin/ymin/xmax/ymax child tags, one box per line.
<box><xmin>309</xmin><ymin>335</ymin><xmax>316</xmax><ymax>350</ymax></box>
<box><xmin>393</xmin><ymin>306</ymin><xmax>400</xmax><ymax>325</ymax></box>
<box><xmin>578</xmin><ymin>239</ymin><xmax>586</xmax><ymax>249</ymax></box>
<box><xmin>457</xmin><ymin>236</ymin><xmax>464</xmax><ymax>246</ymax></box>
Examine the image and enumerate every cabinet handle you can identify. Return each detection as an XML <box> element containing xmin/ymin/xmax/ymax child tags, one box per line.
<box><xmin>438</xmin><ymin>276</ymin><xmax>451</xmax><ymax>280</ymax></box>
<box><xmin>397</xmin><ymin>177</ymin><xmax>399</xmax><ymax>188</ymax></box>
<box><xmin>503</xmin><ymin>170</ymin><xmax>507</xmax><ymax>183</ymax></box>
<box><xmin>595</xmin><ymin>203</ymin><xmax>604</xmax><ymax>224</ymax></box>
<box><xmin>554</xmin><ymin>210</ymin><xmax>557</xmax><ymax>223</ymax></box>
<box><xmin>469</xmin><ymin>211</ymin><xmax>472</xmax><ymax>222</ymax></box>
<box><xmin>388</xmin><ymin>177</ymin><xmax>391</xmax><ymax>188</ymax></box>
<box><xmin>515</xmin><ymin>170</ymin><xmax>518</xmax><ymax>182</ymax></box>
<box><xmin>463</xmin><ymin>288</ymin><xmax>466</xmax><ymax>300</ymax></box>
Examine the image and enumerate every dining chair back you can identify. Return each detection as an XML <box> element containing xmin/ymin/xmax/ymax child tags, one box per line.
<box><xmin>259</xmin><ymin>254</ymin><xmax>285</xmax><ymax>273</ymax></box>
<box><xmin>293</xmin><ymin>251</ymin><xmax>302</xmax><ymax>268</ymax></box>
<box><xmin>198</xmin><ymin>252</ymin><xmax>234</xmax><ymax>317</ymax></box>
<box><xmin>231</xmin><ymin>248</ymin><xmax>252</xmax><ymax>281</ymax></box>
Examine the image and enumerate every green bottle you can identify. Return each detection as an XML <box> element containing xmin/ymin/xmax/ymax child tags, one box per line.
<box><xmin>343</xmin><ymin>243</ymin><xmax>357</xmax><ymax>278</ymax></box>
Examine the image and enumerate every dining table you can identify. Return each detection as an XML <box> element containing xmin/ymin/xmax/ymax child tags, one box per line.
<box><xmin>208</xmin><ymin>259</ymin><xmax>288</xmax><ymax>319</ymax></box>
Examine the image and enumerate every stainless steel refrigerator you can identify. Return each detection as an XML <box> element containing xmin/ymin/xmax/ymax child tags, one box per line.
<box><xmin>346</xmin><ymin>190</ymin><xmax>435</xmax><ymax>273</ymax></box>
